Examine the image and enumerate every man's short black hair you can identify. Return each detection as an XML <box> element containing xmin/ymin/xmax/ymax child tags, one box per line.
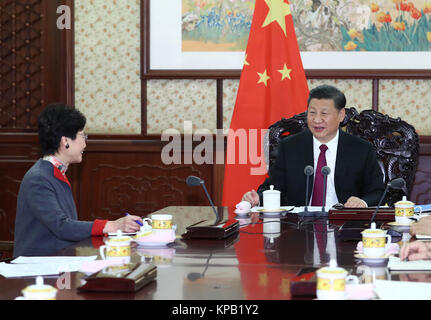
<box><xmin>38</xmin><ymin>103</ymin><xmax>86</xmax><ymax>155</ymax></box>
<box><xmin>307</xmin><ymin>85</ymin><xmax>346</xmax><ymax>110</ymax></box>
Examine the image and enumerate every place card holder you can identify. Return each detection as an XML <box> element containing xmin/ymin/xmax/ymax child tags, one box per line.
<box><xmin>78</xmin><ymin>263</ymin><xmax>157</xmax><ymax>293</ymax></box>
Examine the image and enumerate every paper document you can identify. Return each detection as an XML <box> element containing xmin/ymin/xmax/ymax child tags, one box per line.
<box><xmin>0</xmin><ymin>262</ymin><xmax>68</xmax><ymax>278</ymax></box>
<box><xmin>388</xmin><ymin>256</ymin><xmax>431</xmax><ymax>271</ymax></box>
<box><xmin>0</xmin><ymin>256</ymin><xmax>98</xmax><ymax>278</ymax></box>
<box><xmin>11</xmin><ymin>256</ymin><xmax>97</xmax><ymax>264</ymax></box>
<box><xmin>374</xmin><ymin>280</ymin><xmax>431</xmax><ymax>300</ymax></box>
<box><xmin>416</xmin><ymin>234</ymin><xmax>431</xmax><ymax>240</ymax></box>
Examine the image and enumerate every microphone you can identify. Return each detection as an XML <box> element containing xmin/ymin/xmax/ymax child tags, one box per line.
<box><xmin>303</xmin><ymin>165</ymin><xmax>314</xmax><ymax>213</ymax></box>
<box><xmin>370</xmin><ymin>177</ymin><xmax>406</xmax><ymax>223</ymax></box>
<box><xmin>295</xmin><ymin>165</ymin><xmax>314</xmax><ymax>217</ymax></box>
<box><xmin>186</xmin><ymin>175</ymin><xmax>202</xmax><ymax>187</ymax></box>
<box><xmin>389</xmin><ymin>177</ymin><xmax>406</xmax><ymax>190</ymax></box>
<box><xmin>186</xmin><ymin>176</ymin><xmax>218</xmax><ymax>217</ymax></box>
<box><xmin>321</xmin><ymin>166</ymin><xmax>331</xmax><ymax>214</ymax></box>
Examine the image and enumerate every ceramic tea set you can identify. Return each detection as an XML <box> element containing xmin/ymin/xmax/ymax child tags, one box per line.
<box><xmin>316</xmin><ymin>259</ymin><xmax>359</xmax><ymax>300</ymax></box>
<box><xmin>355</xmin><ymin>196</ymin><xmax>427</xmax><ymax>265</ymax></box>
<box><xmin>387</xmin><ymin>196</ymin><xmax>425</xmax><ymax>231</ymax></box>
<box><xmin>235</xmin><ymin>185</ymin><xmax>293</xmax><ymax>216</ymax></box>
<box><xmin>15</xmin><ymin>276</ymin><xmax>57</xmax><ymax>300</ymax></box>
<box><xmin>100</xmin><ymin>214</ymin><xmax>176</xmax><ymax>264</ymax></box>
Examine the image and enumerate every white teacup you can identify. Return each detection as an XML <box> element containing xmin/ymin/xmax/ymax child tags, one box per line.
<box><xmin>15</xmin><ymin>276</ymin><xmax>57</xmax><ymax>300</ymax></box>
<box><xmin>361</xmin><ymin>222</ymin><xmax>391</xmax><ymax>258</ymax></box>
<box><xmin>262</xmin><ymin>185</ymin><xmax>280</xmax><ymax>210</ymax></box>
<box><xmin>151</xmin><ymin>214</ymin><xmax>173</xmax><ymax>230</ymax></box>
<box><xmin>316</xmin><ymin>259</ymin><xmax>358</xmax><ymax>300</ymax></box>
<box><xmin>395</xmin><ymin>196</ymin><xmax>420</xmax><ymax>224</ymax></box>
<box><xmin>99</xmin><ymin>230</ymin><xmax>133</xmax><ymax>263</ymax></box>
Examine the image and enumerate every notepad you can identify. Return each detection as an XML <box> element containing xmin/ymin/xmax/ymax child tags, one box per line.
<box><xmin>388</xmin><ymin>256</ymin><xmax>431</xmax><ymax>271</ymax></box>
<box><xmin>374</xmin><ymin>280</ymin><xmax>431</xmax><ymax>300</ymax></box>
<box><xmin>416</xmin><ymin>204</ymin><xmax>431</xmax><ymax>213</ymax></box>
<box><xmin>0</xmin><ymin>262</ymin><xmax>66</xmax><ymax>278</ymax></box>
<box><xmin>0</xmin><ymin>256</ymin><xmax>98</xmax><ymax>278</ymax></box>
<box><xmin>11</xmin><ymin>256</ymin><xmax>97</xmax><ymax>264</ymax></box>
<box><xmin>416</xmin><ymin>234</ymin><xmax>431</xmax><ymax>240</ymax></box>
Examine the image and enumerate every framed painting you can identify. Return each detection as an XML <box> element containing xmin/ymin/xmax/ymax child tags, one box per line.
<box><xmin>142</xmin><ymin>0</ymin><xmax>431</xmax><ymax>78</ymax></box>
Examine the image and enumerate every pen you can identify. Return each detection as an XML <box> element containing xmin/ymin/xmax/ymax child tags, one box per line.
<box><xmin>125</xmin><ymin>212</ymin><xmax>143</xmax><ymax>226</ymax></box>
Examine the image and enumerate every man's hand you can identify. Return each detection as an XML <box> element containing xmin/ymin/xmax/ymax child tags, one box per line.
<box><xmin>400</xmin><ymin>241</ymin><xmax>431</xmax><ymax>261</ymax></box>
<box><xmin>410</xmin><ymin>216</ymin><xmax>431</xmax><ymax>236</ymax></box>
<box><xmin>242</xmin><ymin>189</ymin><xmax>260</xmax><ymax>207</ymax></box>
<box><xmin>344</xmin><ymin>196</ymin><xmax>367</xmax><ymax>208</ymax></box>
<box><xmin>103</xmin><ymin>214</ymin><xmax>143</xmax><ymax>233</ymax></box>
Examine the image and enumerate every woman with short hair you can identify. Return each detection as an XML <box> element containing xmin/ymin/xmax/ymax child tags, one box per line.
<box><xmin>13</xmin><ymin>104</ymin><xmax>142</xmax><ymax>257</ymax></box>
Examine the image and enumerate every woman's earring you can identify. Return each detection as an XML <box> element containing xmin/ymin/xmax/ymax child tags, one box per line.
<box><xmin>66</xmin><ymin>144</ymin><xmax>69</xmax><ymax>149</ymax></box>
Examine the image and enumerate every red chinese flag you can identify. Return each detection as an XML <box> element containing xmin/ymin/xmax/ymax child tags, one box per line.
<box><xmin>222</xmin><ymin>0</ymin><xmax>309</xmax><ymax>206</ymax></box>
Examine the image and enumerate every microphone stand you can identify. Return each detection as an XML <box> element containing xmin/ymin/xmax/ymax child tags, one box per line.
<box><xmin>370</xmin><ymin>177</ymin><xmax>406</xmax><ymax>223</ymax></box>
<box><xmin>296</xmin><ymin>166</ymin><xmax>314</xmax><ymax>218</ymax></box>
<box><xmin>303</xmin><ymin>173</ymin><xmax>311</xmax><ymax>215</ymax></box>
<box><xmin>320</xmin><ymin>174</ymin><xmax>328</xmax><ymax>217</ymax></box>
<box><xmin>370</xmin><ymin>183</ymin><xmax>390</xmax><ymax>224</ymax></box>
<box><xmin>317</xmin><ymin>166</ymin><xmax>331</xmax><ymax>218</ymax></box>
<box><xmin>200</xmin><ymin>180</ymin><xmax>218</xmax><ymax>218</ymax></box>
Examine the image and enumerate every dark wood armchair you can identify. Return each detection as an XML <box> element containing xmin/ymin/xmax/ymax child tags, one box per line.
<box><xmin>266</xmin><ymin>107</ymin><xmax>419</xmax><ymax>206</ymax></box>
<box><xmin>0</xmin><ymin>241</ymin><xmax>14</xmax><ymax>261</ymax></box>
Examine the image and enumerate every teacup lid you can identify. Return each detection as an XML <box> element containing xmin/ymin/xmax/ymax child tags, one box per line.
<box><xmin>136</xmin><ymin>223</ymin><xmax>153</xmax><ymax>238</ymax></box>
<box><xmin>263</xmin><ymin>185</ymin><xmax>280</xmax><ymax>194</ymax></box>
<box><xmin>362</xmin><ymin>222</ymin><xmax>385</xmax><ymax>234</ymax></box>
<box><xmin>151</xmin><ymin>214</ymin><xmax>172</xmax><ymax>220</ymax></box>
<box><xmin>395</xmin><ymin>196</ymin><xmax>414</xmax><ymax>206</ymax></box>
<box><xmin>22</xmin><ymin>276</ymin><xmax>57</xmax><ymax>294</ymax></box>
<box><xmin>108</xmin><ymin>230</ymin><xmax>133</xmax><ymax>243</ymax></box>
<box><xmin>317</xmin><ymin>259</ymin><xmax>347</xmax><ymax>275</ymax></box>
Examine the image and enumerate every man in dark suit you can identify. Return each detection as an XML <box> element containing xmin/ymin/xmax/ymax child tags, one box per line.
<box><xmin>242</xmin><ymin>85</ymin><xmax>385</xmax><ymax>208</ymax></box>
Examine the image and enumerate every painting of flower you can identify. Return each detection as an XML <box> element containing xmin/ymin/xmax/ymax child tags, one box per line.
<box><xmin>291</xmin><ymin>0</ymin><xmax>431</xmax><ymax>51</ymax></box>
<box><xmin>181</xmin><ymin>0</ymin><xmax>431</xmax><ymax>52</ymax></box>
<box><xmin>182</xmin><ymin>0</ymin><xmax>254</xmax><ymax>51</ymax></box>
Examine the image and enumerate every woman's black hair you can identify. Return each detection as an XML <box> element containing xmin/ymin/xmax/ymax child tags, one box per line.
<box><xmin>38</xmin><ymin>103</ymin><xmax>86</xmax><ymax>155</ymax></box>
<box><xmin>307</xmin><ymin>85</ymin><xmax>346</xmax><ymax>110</ymax></box>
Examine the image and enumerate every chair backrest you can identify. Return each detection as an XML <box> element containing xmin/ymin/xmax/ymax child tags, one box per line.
<box><xmin>266</xmin><ymin>107</ymin><xmax>419</xmax><ymax>206</ymax></box>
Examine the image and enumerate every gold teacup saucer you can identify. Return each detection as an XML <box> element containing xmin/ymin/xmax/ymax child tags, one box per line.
<box><xmin>387</xmin><ymin>221</ymin><xmax>414</xmax><ymax>227</ymax></box>
<box><xmin>257</xmin><ymin>208</ymin><xmax>286</xmax><ymax>213</ymax></box>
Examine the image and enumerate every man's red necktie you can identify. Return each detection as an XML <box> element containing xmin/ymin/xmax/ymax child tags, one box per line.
<box><xmin>311</xmin><ymin>144</ymin><xmax>328</xmax><ymax>206</ymax></box>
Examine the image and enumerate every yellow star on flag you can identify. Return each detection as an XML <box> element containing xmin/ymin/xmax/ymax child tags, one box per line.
<box><xmin>278</xmin><ymin>64</ymin><xmax>292</xmax><ymax>80</ymax></box>
<box><xmin>262</xmin><ymin>0</ymin><xmax>291</xmax><ymax>37</ymax></box>
<box><xmin>257</xmin><ymin>69</ymin><xmax>270</xmax><ymax>86</ymax></box>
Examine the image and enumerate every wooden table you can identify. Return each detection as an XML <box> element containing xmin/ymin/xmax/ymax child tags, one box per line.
<box><xmin>0</xmin><ymin>206</ymin><xmax>424</xmax><ymax>300</ymax></box>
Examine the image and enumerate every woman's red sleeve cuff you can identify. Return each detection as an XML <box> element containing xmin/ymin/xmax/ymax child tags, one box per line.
<box><xmin>92</xmin><ymin>219</ymin><xmax>108</xmax><ymax>236</ymax></box>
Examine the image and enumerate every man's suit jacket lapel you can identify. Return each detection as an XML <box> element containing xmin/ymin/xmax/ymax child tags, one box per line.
<box><xmin>303</xmin><ymin>130</ymin><xmax>314</xmax><ymax>204</ymax></box>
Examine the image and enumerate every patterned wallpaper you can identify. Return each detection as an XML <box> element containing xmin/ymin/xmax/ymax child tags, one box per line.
<box><xmin>147</xmin><ymin>80</ymin><xmax>217</xmax><ymax>134</ymax></box>
<box><xmin>379</xmin><ymin>80</ymin><xmax>431</xmax><ymax>136</ymax></box>
<box><xmin>74</xmin><ymin>1</ymin><xmax>431</xmax><ymax>135</ymax></box>
<box><xmin>74</xmin><ymin>0</ymin><xmax>141</xmax><ymax>134</ymax></box>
